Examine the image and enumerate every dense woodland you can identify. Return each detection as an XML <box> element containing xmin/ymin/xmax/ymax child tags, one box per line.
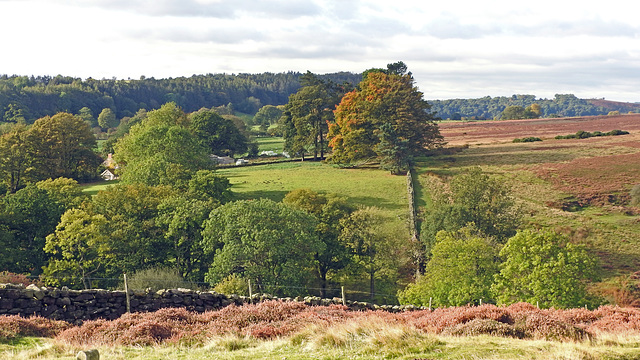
<box><xmin>429</xmin><ymin>94</ymin><xmax>640</xmax><ymax>120</ymax></box>
<box><xmin>0</xmin><ymin>72</ymin><xmax>362</xmax><ymax>124</ymax></box>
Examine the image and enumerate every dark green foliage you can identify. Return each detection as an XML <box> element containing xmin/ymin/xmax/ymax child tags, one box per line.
<box><xmin>283</xmin><ymin>188</ymin><xmax>355</xmax><ymax>297</ymax></box>
<box><xmin>421</xmin><ymin>168</ymin><xmax>521</xmax><ymax>257</ymax></box>
<box><xmin>0</xmin><ymin>72</ymin><xmax>362</xmax><ymax>125</ymax></box>
<box><xmin>189</xmin><ymin>108</ymin><xmax>248</xmax><ymax>156</ymax></box>
<box><xmin>0</xmin><ymin>185</ymin><xmax>63</xmax><ymax>274</ymax></box>
<box><xmin>512</xmin><ymin>137</ymin><xmax>542</xmax><ymax>143</ymax></box>
<box><xmin>201</xmin><ymin>199</ymin><xmax>324</xmax><ymax>296</ymax></box>
<box><xmin>429</xmin><ymin>94</ymin><xmax>627</xmax><ymax>120</ymax></box>
<box><xmin>281</xmin><ymin>72</ymin><xmax>349</xmax><ymax>160</ymax></box>
<box><xmin>554</xmin><ymin>129</ymin><xmax>629</xmax><ymax>139</ymax></box>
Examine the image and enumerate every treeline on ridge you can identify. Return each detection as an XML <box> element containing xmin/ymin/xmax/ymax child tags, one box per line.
<box><xmin>429</xmin><ymin>94</ymin><xmax>640</xmax><ymax>120</ymax></box>
<box><xmin>0</xmin><ymin>72</ymin><xmax>362</xmax><ymax>124</ymax></box>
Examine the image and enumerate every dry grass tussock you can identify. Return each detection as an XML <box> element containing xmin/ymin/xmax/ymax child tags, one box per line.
<box><xmin>5</xmin><ymin>301</ymin><xmax>640</xmax><ymax>348</ymax></box>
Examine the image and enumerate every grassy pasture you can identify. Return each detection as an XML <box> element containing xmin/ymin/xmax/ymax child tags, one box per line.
<box><xmin>79</xmin><ymin>180</ymin><xmax>120</xmax><ymax>196</ymax></box>
<box><xmin>219</xmin><ymin>161</ymin><xmax>409</xmax><ymax>235</ymax></box>
<box><xmin>416</xmin><ymin>116</ymin><xmax>640</xmax><ymax>281</ymax></box>
<box><xmin>255</xmin><ymin>136</ymin><xmax>284</xmax><ymax>152</ymax></box>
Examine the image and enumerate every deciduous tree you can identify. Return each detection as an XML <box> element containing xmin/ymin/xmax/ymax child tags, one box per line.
<box><xmin>328</xmin><ymin>64</ymin><xmax>442</xmax><ymax>171</ymax></box>
<box><xmin>492</xmin><ymin>229</ymin><xmax>598</xmax><ymax>308</ymax></box>
<box><xmin>398</xmin><ymin>227</ymin><xmax>499</xmax><ymax>307</ymax></box>
<box><xmin>283</xmin><ymin>188</ymin><xmax>355</xmax><ymax>297</ymax></box>
<box><xmin>202</xmin><ymin>199</ymin><xmax>324</xmax><ymax>296</ymax></box>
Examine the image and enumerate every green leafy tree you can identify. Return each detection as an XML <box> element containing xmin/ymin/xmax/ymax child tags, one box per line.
<box><xmin>42</xmin><ymin>209</ymin><xmax>108</xmax><ymax>289</ymax></box>
<box><xmin>282</xmin><ymin>72</ymin><xmax>347</xmax><ymax>160</ymax></box>
<box><xmin>157</xmin><ymin>197</ymin><xmax>217</xmax><ymax>282</ymax></box>
<box><xmin>492</xmin><ymin>229</ymin><xmax>598</xmax><ymax>308</ymax></box>
<box><xmin>3</xmin><ymin>103</ymin><xmax>26</xmax><ymax>124</ymax></box>
<box><xmin>501</xmin><ymin>105</ymin><xmax>526</xmax><ymax>120</ymax></box>
<box><xmin>283</xmin><ymin>188</ymin><xmax>355</xmax><ymax>297</ymax></box>
<box><xmin>0</xmin><ymin>185</ymin><xmax>63</xmax><ymax>274</ymax></box>
<box><xmin>398</xmin><ymin>227</ymin><xmax>499</xmax><ymax>307</ymax></box>
<box><xmin>86</xmin><ymin>183</ymin><xmax>178</xmax><ymax>280</ymax></box>
<box><xmin>189</xmin><ymin>108</ymin><xmax>248</xmax><ymax>156</ymax></box>
<box><xmin>78</xmin><ymin>107</ymin><xmax>96</xmax><ymax>127</ymax></box>
<box><xmin>29</xmin><ymin>112</ymin><xmax>100</xmax><ymax>181</ymax></box>
<box><xmin>338</xmin><ymin>206</ymin><xmax>406</xmax><ymax>301</ymax></box>
<box><xmin>201</xmin><ymin>199</ymin><xmax>324</xmax><ymax>296</ymax></box>
<box><xmin>253</xmin><ymin>105</ymin><xmax>284</xmax><ymax>128</ymax></box>
<box><xmin>422</xmin><ymin>168</ymin><xmax>521</xmax><ymax>257</ymax></box>
<box><xmin>375</xmin><ymin>122</ymin><xmax>411</xmax><ymax>174</ymax></box>
<box><xmin>0</xmin><ymin>126</ymin><xmax>38</xmax><ymax>192</ymax></box>
<box><xmin>186</xmin><ymin>169</ymin><xmax>232</xmax><ymax>203</ymax></box>
<box><xmin>97</xmin><ymin>108</ymin><xmax>118</xmax><ymax>130</ymax></box>
<box><xmin>114</xmin><ymin>103</ymin><xmax>212</xmax><ymax>188</ymax></box>
<box><xmin>328</xmin><ymin>64</ymin><xmax>442</xmax><ymax>168</ymax></box>
<box><xmin>36</xmin><ymin>177</ymin><xmax>89</xmax><ymax>210</ymax></box>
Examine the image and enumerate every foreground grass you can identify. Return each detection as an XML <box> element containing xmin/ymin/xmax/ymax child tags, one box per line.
<box><xmin>5</xmin><ymin>334</ymin><xmax>640</xmax><ymax>360</ymax></box>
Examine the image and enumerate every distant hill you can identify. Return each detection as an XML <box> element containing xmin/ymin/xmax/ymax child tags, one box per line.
<box><xmin>0</xmin><ymin>72</ymin><xmax>362</xmax><ymax>124</ymax></box>
<box><xmin>428</xmin><ymin>94</ymin><xmax>640</xmax><ymax>121</ymax></box>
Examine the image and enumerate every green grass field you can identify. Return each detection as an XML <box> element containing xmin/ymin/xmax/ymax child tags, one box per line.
<box><xmin>255</xmin><ymin>136</ymin><xmax>284</xmax><ymax>152</ymax></box>
<box><xmin>80</xmin><ymin>180</ymin><xmax>120</xmax><ymax>196</ymax></box>
<box><xmin>219</xmin><ymin>161</ymin><xmax>409</xmax><ymax>228</ymax></box>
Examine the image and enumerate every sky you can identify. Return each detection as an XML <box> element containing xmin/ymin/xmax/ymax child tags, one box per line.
<box><xmin>1</xmin><ymin>0</ymin><xmax>639</xmax><ymax>102</ymax></box>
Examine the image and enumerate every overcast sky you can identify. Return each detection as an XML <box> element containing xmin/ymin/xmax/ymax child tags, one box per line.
<box><xmin>1</xmin><ymin>0</ymin><xmax>639</xmax><ymax>102</ymax></box>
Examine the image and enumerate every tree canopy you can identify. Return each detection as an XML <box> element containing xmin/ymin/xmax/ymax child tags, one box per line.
<box><xmin>114</xmin><ymin>102</ymin><xmax>213</xmax><ymax>188</ymax></box>
<box><xmin>202</xmin><ymin>199</ymin><xmax>324</xmax><ymax>296</ymax></box>
<box><xmin>328</xmin><ymin>64</ymin><xmax>442</xmax><ymax>173</ymax></box>
<box><xmin>492</xmin><ymin>229</ymin><xmax>598</xmax><ymax>308</ymax></box>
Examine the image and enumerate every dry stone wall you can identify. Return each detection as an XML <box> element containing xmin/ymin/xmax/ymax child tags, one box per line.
<box><xmin>0</xmin><ymin>283</ymin><xmax>422</xmax><ymax>324</ymax></box>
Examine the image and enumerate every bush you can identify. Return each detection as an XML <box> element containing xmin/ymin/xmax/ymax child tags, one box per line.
<box><xmin>213</xmin><ymin>273</ymin><xmax>249</xmax><ymax>296</ymax></box>
<box><xmin>0</xmin><ymin>315</ymin><xmax>71</xmax><ymax>342</ymax></box>
<box><xmin>0</xmin><ymin>271</ymin><xmax>43</xmax><ymax>287</ymax></box>
<box><xmin>512</xmin><ymin>137</ymin><xmax>542</xmax><ymax>143</ymax></box>
<box><xmin>125</xmin><ymin>267</ymin><xmax>196</xmax><ymax>291</ymax></box>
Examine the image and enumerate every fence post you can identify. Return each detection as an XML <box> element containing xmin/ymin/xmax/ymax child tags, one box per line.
<box><xmin>123</xmin><ymin>273</ymin><xmax>131</xmax><ymax>313</ymax></box>
<box><xmin>341</xmin><ymin>286</ymin><xmax>346</xmax><ymax>306</ymax></box>
<box><xmin>248</xmin><ymin>279</ymin><xmax>253</xmax><ymax>304</ymax></box>
<box><xmin>429</xmin><ymin>297</ymin><xmax>432</xmax><ymax>311</ymax></box>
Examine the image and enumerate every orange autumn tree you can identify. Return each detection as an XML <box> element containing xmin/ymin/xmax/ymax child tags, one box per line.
<box><xmin>328</xmin><ymin>63</ymin><xmax>443</xmax><ymax>174</ymax></box>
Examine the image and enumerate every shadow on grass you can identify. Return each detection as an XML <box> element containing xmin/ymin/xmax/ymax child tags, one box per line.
<box><xmin>232</xmin><ymin>190</ymin><xmax>290</xmax><ymax>202</ymax></box>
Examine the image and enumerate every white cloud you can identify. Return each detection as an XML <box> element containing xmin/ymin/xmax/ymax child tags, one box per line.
<box><xmin>0</xmin><ymin>0</ymin><xmax>638</xmax><ymax>101</ymax></box>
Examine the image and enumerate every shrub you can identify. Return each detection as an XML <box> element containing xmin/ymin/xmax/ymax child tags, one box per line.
<box><xmin>512</xmin><ymin>137</ymin><xmax>542</xmax><ymax>143</ymax></box>
<box><xmin>0</xmin><ymin>271</ymin><xmax>43</xmax><ymax>287</ymax></box>
<box><xmin>213</xmin><ymin>273</ymin><xmax>249</xmax><ymax>296</ymax></box>
<box><xmin>443</xmin><ymin>318</ymin><xmax>524</xmax><ymax>338</ymax></box>
<box><xmin>0</xmin><ymin>315</ymin><xmax>71</xmax><ymax>342</ymax></box>
<box><xmin>125</xmin><ymin>266</ymin><xmax>196</xmax><ymax>291</ymax></box>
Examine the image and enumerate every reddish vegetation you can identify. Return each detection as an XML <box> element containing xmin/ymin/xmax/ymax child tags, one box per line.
<box><xmin>535</xmin><ymin>152</ymin><xmax>640</xmax><ymax>206</ymax></box>
<box><xmin>5</xmin><ymin>301</ymin><xmax>640</xmax><ymax>345</ymax></box>
<box><xmin>439</xmin><ymin>114</ymin><xmax>640</xmax><ymax>145</ymax></box>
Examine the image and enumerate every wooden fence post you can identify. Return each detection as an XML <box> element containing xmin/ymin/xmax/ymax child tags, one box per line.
<box><xmin>123</xmin><ymin>273</ymin><xmax>130</xmax><ymax>313</ymax></box>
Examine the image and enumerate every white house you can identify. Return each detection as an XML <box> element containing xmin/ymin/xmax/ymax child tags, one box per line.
<box><xmin>100</xmin><ymin>169</ymin><xmax>118</xmax><ymax>181</ymax></box>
